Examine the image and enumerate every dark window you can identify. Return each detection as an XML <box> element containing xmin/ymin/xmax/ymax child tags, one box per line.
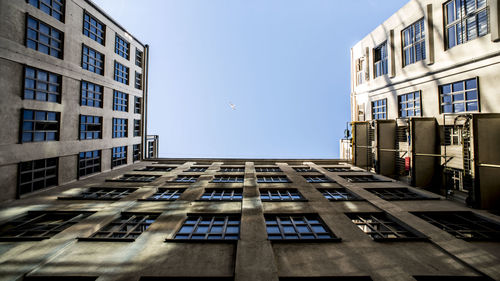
<box><xmin>444</xmin><ymin>126</ymin><xmax>463</xmax><ymax>145</ymax></box>
<box><xmin>111</xmin><ymin>146</ymin><xmax>127</xmax><ymax>168</ymax></box>
<box><xmin>200</xmin><ymin>189</ymin><xmax>242</xmax><ymax>201</ymax></box>
<box><xmin>134</xmin><ymin>96</ymin><xmax>141</xmax><ymax>114</ymax></box>
<box><xmin>89</xmin><ymin>213</ymin><xmax>158</xmax><ymax>240</ymax></box>
<box><xmin>304</xmin><ymin>175</ymin><xmax>333</xmax><ymax>183</ymax></box>
<box><xmin>440</xmin><ymin>78</ymin><xmax>479</xmax><ymax>113</ymax></box>
<box><xmin>148</xmin><ymin>140</ymin><xmax>155</xmax><ymax>158</ymax></box>
<box><xmin>59</xmin><ymin>187</ymin><xmax>136</xmax><ymax>200</ymax></box>
<box><xmin>371</xmin><ymin>98</ymin><xmax>387</xmax><ymax>120</ymax></box>
<box><xmin>135</xmin><ymin>48</ymin><xmax>143</xmax><ymax>67</ymax></box>
<box><xmin>26</xmin><ymin>16</ymin><xmax>63</xmax><ymax>59</ymax></box>
<box><xmin>324</xmin><ymin>167</ymin><xmax>353</xmax><ymax>172</ymax></box>
<box><xmin>79</xmin><ymin>115</ymin><xmax>102</xmax><ymax>140</ymax></box>
<box><xmin>413</xmin><ymin>211</ymin><xmax>500</xmax><ymax>241</ymax></box>
<box><xmin>0</xmin><ymin>211</ymin><xmax>91</xmax><ymax>240</ymax></box>
<box><xmin>445</xmin><ymin>0</ymin><xmax>489</xmax><ymax>49</ymax></box>
<box><xmin>133</xmin><ymin>144</ymin><xmax>140</xmax><ymax>161</ymax></box>
<box><xmin>112</xmin><ymin>174</ymin><xmax>159</xmax><ymax>182</ymax></box>
<box><xmin>24</xmin><ymin>66</ymin><xmax>61</xmax><ymax>102</ymax></box>
<box><xmin>260</xmin><ymin>189</ymin><xmax>304</xmax><ymax>201</ymax></box>
<box><xmin>134</xmin><ymin>119</ymin><xmax>141</xmax><ymax>137</ymax></box>
<box><xmin>112</xmin><ymin>118</ymin><xmax>127</xmax><ymax>138</ymax></box>
<box><xmin>78</xmin><ymin>150</ymin><xmax>101</xmax><ymax>177</ymax></box>
<box><xmin>212</xmin><ymin>176</ymin><xmax>244</xmax><ymax>183</ymax></box>
<box><xmin>219</xmin><ymin>167</ymin><xmax>244</xmax><ymax>172</ymax></box>
<box><xmin>186</xmin><ymin>167</ymin><xmax>208</xmax><ymax>172</ymax></box>
<box><xmin>28</xmin><ymin>0</ymin><xmax>65</xmax><ymax>21</ymax></box>
<box><xmin>373</xmin><ymin>42</ymin><xmax>388</xmax><ymax>77</ymax></box>
<box><xmin>140</xmin><ymin>166</ymin><xmax>175</xmax><ymax>172</ymax></box>
<box><xmin>113</xmin><ymin>90</ymin><xmax>128</xmax><ymax>111</ymax></box>
<box><xmin>366</xmin><ymin>188</ymin><xmax>436</xmax><ymax>201</ymax></box>
<box><xmin>340</xmin><ymin>175</ymin><xmax>387</xmax><ymax>183</ymax></box>
<box><xmin>21</xmin><ymin>109</ymin><xmax>59</xmax><ymax>142</ymax></box>
<box><xmin>399</xmin><ymin>91</ymin><xmax>421</xmax><ymax>117</ymax></box>
<box><xmin>81</xmin><ymin>81</ymin><xmax>103</xmax><ymax>107</ymax></box>
<box><xmin>318</xmin><ymin>188</ymin><xmax>362</xmax><ymax>201</ymax></box>
<box><xmin>83</xmin><ymin>12</ymin><xmax>105</xmax><ymax>45</ymax></box>
<box><xmin>174</xmin><ymin>215</ymin><xmax>240</xmax><ymax>240</ymax></box>
<box><xmin>114</xmin><ymin>61</ymin><xmax>129</xmax><ymax>84</ymax></box>
<box><xmin>293</xmin><ymin>167</ymin><xmax>317</xmax><ymax>172</ymax></box>
<box><xmin>257</xmin><ymin>176</ymin><xmax>290</xmax><ymax>183</ymax></box>
<box><xmin>135</xmin><ymin>71</ymin><xmax>142</xmax><ymax>89</ymax></box>
<box><xmin>255</xmin><ymin>167</ymin><xmax>282</xmax><ymax>172</ymax></box>
<box><xmin>402</xmin><ymin>18</ymin><xmax>425</xmax><ymax>66</ymax></box>
<box><xmin>115</xmin><ymin>35</ymin><xmax>130</xmax><ymax>59</ymax></box>
<box><xmin>173</xmin><ymin>175</ymin><xmax>199</xmax><ymax>183</ymax></box>
<box><xmin>265</xmin><ymin>214</ymin><xmax>338</xmax><ymax>240</ymax></box>
<box><xmin>82</xmin><ymin>45</ymin><xmax>104</xmax><ymax>75</ymax></box>
<box><xmin>347</xmin><ymin>212</ymin><xmax>423</xmax><ymax>241</ymax></box>
<box><xmin>142</xmin><ymin>188</ymin><xmax>185</xmax><ymax>201</ymax></box>
<box><xmin>18</xmin><ymin>157</ymin><xmax>58</xmax><ymax>195</ymax></box>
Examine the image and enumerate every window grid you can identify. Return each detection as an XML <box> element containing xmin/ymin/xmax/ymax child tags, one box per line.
<box><xmin>371</xmin><ymin>99</ymin><xmax>387</xmax><ymax>120</ymax></box>
<box><xmin>324</xmin><ymin>167</ymin><xmax>352</xmax><ymax>172</ymax></box>
<box><xmin>399</xmin><ymin>91</ymin><xmax>421</xmax><ymax>117</ymax></box>
<box><xmin>83</xmin><ymin>12</ymin><xmax>105</xmax><ymax>45</ymax></box>
<box><xmin>111</xmin><ymin>146</ymin><xmax>127</xmax><ymax>168</ymax></box>
<box><xmin>293</xmin><ymin>167</ymin><xmax>317</xmax><ymax>172</ymax></box>
<box><xmin>319</xmin><ymin>188</ymin><xmax>361</xmax><ymax>201</ymax></box>
<box><xmin>62</xmin><ymin>188</ymin><xmax>136</xmax><ymax>200</ymax></box>
<box><xmin>212</xmin><ymin>176</ymin><xmax>244</xmax><ymax>183</ymax></box>
<box><xmin>133</xmin><ymin>144</ymin><xmax>140</xmax><ymax>161</ymax></box>
<box><xmin>140</xmin><ymin>166</ymin><xmax>175</xmax><ymax>172</ymax></box>
<box><xmin>304</xmin><ymin>175</ymin><xmax>333</xmax><ymax>183</ymax></box>
<box><xmin>174</xmin><ymin>215</ymin><xmax>240</xmax><ymax>240</ymax></box>
<box><xmin>348</xmin><ymin>213</ymin><xmax>421</xmax><ymax>240</ymax></box>
<box><xmin>374</xmin><ymin>42</ymin><xmax>388</xmax><ymax>77</ymax></box>
<box><xmin>402</xmin><ymin>18</ymin><xmax>426</xmax><ymax>66</ymax></box>
<box><xmin>174</xmin><ymin>176</ymin><xmax>199</xmax><ymax>183</ymax></box>
<box><xmin>135</xmin><ymin>48</ymin><xmax>143</xmax><ymax>67</ymax></box>
<box><xmin>115</xmin><ymin>35</ymin><xmax>130</xmax><ymax>59</ymax></box>
<box><xmin>81</xmin><ymin>81</ymin><xmax>103</xmax><ymax>107</ymax></box>
<box><xmin>341</xmin><ymin>175</ymin><xmax>385</xmax><ymax>183</ymax></box>
<box><xmin>114</xmin><ymin>174</ymin><xmax>159</xmax><ymax>182</ymax></box>
<box><xmin>21</xmin><ymin>109</ymin><xmax>59</xmax><ymax>142</ymax></box>
<box><xmin>79</xmin><ymin>115</ymin><xmax>102</xmax><ymax>140</ymax></box>
<box><xmin>255</xmin><ymin>167</ymin><xmax>282</xmax><ymax>172</ymax></box>
<box><xmin>260</xmin><ymin>189</ymin><xmax>304</xmax><ymax>201</ymax></box>
<box><xmin>28</xmin><ymin>0</ymin><xmax>64</xmax><ymax>21</ymax></box>
<box><xmin>134</xmin><ymin>119</ymin><xmax>141</xmax><ymax>137</ymax></box>
<box><xmin>200</xmin><ymin>189</ymin><xmax>243</xmax><ymax>201</ymax></box>
<box><xmin>134</xmin><ymin>96</ymin><xmax>141</xmax><ymax>114</ymax></box>
<box><xmin>445</xmin><ymin>0</ymin><xmax>489</xmax><ymax>49</ymax></box>
<box><xmin>90</xmin><ymin>213</ymin><xmax>158</xmax><ymax>240</ymax></box>
<box><xmin>112</xmin><ymin>118</ymin><xmax>128</xmax><ymax>138</ymax></box>
<box><xmin>144</xmin><ymin>188</ymin><xmax>185</xmax><ymax>201</ymax></box>
<box><xmin>265</xmin><ymin>215</ymin><xmax>337</xmax><ymax>240</ymax></box>
<box><xmin>78</xmin><ymin>150</ymin><xmax>101</xmax><ymax>177</ymax></box>
<box><xmin>366</xmin><ymin>188</ymin><xmax>433</xmax><ymax>201</ymax></box>
<box><xmin>113</xmin><ymin>90</ymin><xmax>128</xmax><ymax>111</ymax></box>
<box><xmin>82</xmin><ymin>45</ymin><xmax>104</xmax><ymax>75</ymax></box>
<box><xmin>114</xmin><ymin>61</ymin><xmax>129</xmax><ymax>84</ymax></box>
<box><xmin>18</xmin><ymin>157</ymin><xmax>58</xmax><ymax>195</ymax></box>
<box><xmin>440</xmin><ymin>78</ymin><xmax>479</xmax><ymax>113</ymax></box>
<box><xmin>185</xmin><ymin>167</ymin><xmax>208</xmax><ymax>172</ymax></box>
<box><xmin>135</xmin><ymin>72</ymin><xmax>142</xmax><ymax>89</ymax></box>
<box><xmin>257</xmin><ymin>176</ymin><xmax>290</xmax><ymax>183</ymax></box>
<box><xmin>219</xmin><ymin>167</ymin><xmax>244</xmax><ymax>172</ymax></box>
<box><xmin>24</xmin><ymin>66</ymin><xmax>61</xmax><ymax>102</ymax></box>
<box><xmin>26</xmin><ymin>16</ymin><xmax>63</xmax><ymax>59</ymax></box>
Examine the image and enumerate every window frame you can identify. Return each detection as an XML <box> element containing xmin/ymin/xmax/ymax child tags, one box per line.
<box><xmin>115</xmin><ymin>34</ymin><xmax>130</xmax><ymax>60</ymax></box>
<box><xmin>135</xmin><ymin>71</ymin><xmax>142</xmax><ymax>90</ymax></box>
<box><xmin>444</xmin><ymin>0</ymin><xmax>489</xmax><ymax>49</ymax></box>
<box><xmin>438</xmin><ymin>77</ymin><xmax>480</xmax><ymax>114</ymax></box>
<box><xmin>260</xmin><ymin>188</ymin><xmax>306</xmax><ymax>202</ymax></box>
<box><xmin>135</xmin><ymin>48</ymin><xmax>143</xmax><ymax>67</ymax></box>
<box><xmin>171</xmin><ymin>214</ymin><xmax>241</xmax><ymax>241</ymax></box>
<box><xmin>58</xmin><ymin>187</ymin><xmax>137</xmax><ymax>200</ymax></box>
<box><xmin>81</xmin><ymin>213</ymin><xmax>159</xmax><ymax>241</ymax></box>
<box><xmin>80</xmin><ymin>80</ymin><xmax>103</xmax><ymax>108</ymax></box>
<box><xmin>113</xmin><ymin>90</ymin><xmax>129</xmax><ymax>112</ymax></box>
<box><xmin>25</xmin><ymin>15</ymin><xmax>64</xmax><ymax>59</ymax></box>
<box><xmin>114</xmin><ymin>60</ymin><xmax>129</xmax><ymax>85</ymax></box>
<box><xmin>18</xmin><ymin>157</ymin><xmax>58</xmax><ymax>197</ymax></box>
<box><xmin>112</xmin><ymin>118</ymin><xmax>128</xmax><ymax>138</ymax></box>
<box><xmin>265</xmin><ymin>214</ymin><xmax>341</xmax><ymax>241</ymax></box>
<box><xmin>199</xmin><ymin>188</ymin><xmax>243</xmax><ymax>201</ymax></box>
<box><xmin>82</xmin><ymin>11</ymin><xmax>105</xmax><ymax>45</ymax></box>
<box><xmin>373</xmin><ymin>41</ymin><xmax>388</xmax><ymax>78</ymax></box>
<box><xmin>318</xmin><ymin>188</ymin><xmax>363</xmax><ymax>201</ymax></box>
<box><xmin>78</xmin><ymin>150</ymin><xmax>101</xmax><ymax>178</ymax></box>
<box><xmin>23</xmin><ymin>65</ymin><xmax>61</xmax><ymax>103</ymax></box>
<box><xmin>81</xmin><ymin>44</ymin><xmax>104</xmax><ymax>75</ymax></box>
<box><xmin>371</xmin><ymin>98</ymin><xmax>387</xmax><ymax>120</ymax></box>
<box><xmin>257</xmin><ymin>176</ymin><xmax>291</xmax><ymax>183</ymax></box>
<box><xmin>398</xmin><ymin>91</ymin><xmax>422</xmax><ymax>118</ymax></box>
<box><xmin>401</xmin><ymin>18</ymin><xmax>426</xmax><ymax>67</ymax></box>
<box><xmin>79</xmin><ymin>115</ymin><xmax>102</xmax><ymax>140</ymax></box>
<box><xmin>20</xmin><ymin>109</ymin><xmax>60</xmax><ymax>143</ymax></box>
<box><xmin>139</xmin><ymin>188</ymin><xmax>186</xmax><ymax>201</ymax></box>
<box><xmin>366</xmin><ymin>188</ymin><xmax>439</xmax><ymax>201</ymax></box>
<box><xmin>26</xmin><ymin>0</ymin><xmax>65</xmax><ymax>22</ymax></box>
<box><xmin>111</xmin><ymin>146</ymin><xmax>127</xmax><ymax>168</ymax></box>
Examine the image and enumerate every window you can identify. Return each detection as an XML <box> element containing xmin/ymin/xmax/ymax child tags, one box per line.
<box><xmin>257</xmin><ymin>176</ymin><xmax>290</xmax><ymax>183</ymax></box>
<box><xmin>260</xmin><ymin>189</ymin><xmax>304</xmax><ymax>201</ymax></box>
<box><xmin>112</xmin><ymin>118</ymin><xmax>127</xmax><ymax>138</ymax></box>
<box><xmin>113</xmin><ymin>90</ymin><xmax>128</xmax><ymax>111</ymax></box>
<box><xmin>347</xmin><ymin>212</ymin><xmax>423</xmax><ymax>240</ymax></box>
<box><xmin>185</xmin><ymin>167</ymin><xmax>208</xmax><ymax>172</ymax></box>
<box><xmin>371</xmin><ymin>99</ymin><xmax>387</xmax><ymax>120</ymax></box>
<box><xmin>439</xmin><ymin>78</ymin><xmax>479</xmax><ymax>113</ymax></box>
<box><xmin>373</xmin><ymin>42</ymin><xmax>388</xmax><ymax>77</ymax></box>
<box><xmin>293</xmin><ymin>167</ymin><xmax>317</xmax><ymax>172</ymax></box>
<box><xmin>59</xmin><ymin>187</ymin><xmax>136</xmax><ymax>200</ymax></box>
<box><xmin>114</xmin><ymin>61</ymin><xmax>129</xmax><ymax>84</ymax></box>
<box><xmin>24</xmin><ymin>66</ymin><xmax>61</xmax><ymax>102</ymax></box>
<box><xmin>79</xmin><ymin>115</ymin><xmax>102</xmax><ymax>140</ymax></box>
<box><xmin>133</xmin><ymin>144</ymin><xmax>140</xmax><ymax>161</ymax></box>
<box><xmin>200</xmin><ymin>189</ymin><xmax>243</xmax><ymax>201</ymax></box>
<box><xmin>212</xmin><ymin>176</ymin><xmax>244</xmax><ymax>183</ymax></box>
<box><xmin>174</xmin><ymin>215</ymin><xmax>240</xmax><ymax>240</ymax></box>
<box><xmin>340</xmin><ymin>175</ymin><xmax>387</xmax><ymax>183</ymax></box>
<box><xmin>355</xmin><ymin>57</ymin><xmax>365</xmax><ymax>85</ymax></box>
<box><xmin>18</xmin><ymin>157</ymin><xmax>58</xmax><ymax>195</ymax></box>
<box><xmin>366</xmin><ymin>188</ymin><xmax>436</xmax><ymax>201</ymax></box>
<box><xmin>83</xmin><ymin>12</ymin><xmax>105</xmax><ymax>45</ymax></box>
<box><xmin>135</xmin><ymin>72</ymin><xmax>142</xmax><ymax>89</ymax></box>
<box><xmin>148</xmin><ymin>140</ymin><xmax>155</xmax><ymax>158</ymax></box>
<box><xmin>112</xmin><ymin>174</ymin><xmax>159</xmax><ymax>182</ymax></box>
<box><xmin>81</xmin><ymin>81</ymin><xmax>103</xmax><ymax>107</ymax></box>
<box><xmin>265</xmin><ymin>214</ymin><xmax>338</xmax><ymax>240</ymax></box>
<box><xmin>318</xmin><ymin>188</ymin><xmax>362</xmax><ymax>201</ymax></box>
<box><xmin>255</xmin><ymin>167</ymin><xmax>282</xmax><ymax>172</ymax></box>
<box><xmin>111</xmin><ymin>146</ymin><xmax>127</xmax><ymax>168</ymax></box>
<box><xmin>399</xmin><ymin>91</ymin><xmax>421</xmax><ymax>117</ymax></box>
<box><xmin>88</xmin><ymin>213</ymin><xmax>158</xmax><ymax>240</ymax></box>
<box><xmin>0</xmin><ymin>211</ymin><xmax>91</xmax><ymax>240</ymax></box>
<box><xmin>27</xmin><ymin>0</ymin><xmax>64</xmax><ymax>21</ymax></box>
<box><xmin>140</xmin><ymin>166</ymin><xmax>175</xmax><ymax>172</ymax></box>
<box><xmin>82</xmin><ymin>45</ymin><xmax>104</xmax><ymax>75</ymax></box>
<box><xmin>21</xmin><ymin>109</ymin><xmax>59</xmax><ymax>142</ymax></box>
<box><xmin>402</xmin><ymin>18</ymin><xmax>425</xmax><ymax>66</ymax></box>
<box><xmin>78</xmin><ymin>150</ymin><xmax>101</xmax><ymax>177</ymax></box>
<box><xmin>26</xmin><ymin>16</ymin><xmax>63</xmax><ymax>59</ymax></box>
<box><xmin>324</xmin><ymin>167</ymin><xmax>352</xmax><ymax>172</ymax></box>
<box><xmin>134</xmin><ymin>119</ymin><xmax>141</xmax><ymax>137</ymax></box>
<box><xmin>445</xmin><ymin>0</ymin><xmax>489</xmax><ymax>49</ymax></box>
<box><xmin>141</xmin><ymin>188</ymin><xmax>185</xmax><ymax>201</ymax></box>
<box><xmin>115</xmin><ymin>35</ymin><xmax>130</xmax><ymax>59</ymax></box>
<box><xmin>134</xmin><ymin>96</ymin><xmax>141</xmax><ymax>114</ymax></box>
<box><xmin>135</xmin><ymin>48</ymin><xmax>143</xmax><ymax>67</ymax></box>
<box><xmin>219</xmin><ymin>167</ymin><xmax>244</xmax><ymax>172</ymax></box>
<box><xmin>173</xmin><ymin>175</ymin><xmax>199</xmax><ymax>183</ymax></box>
<box><xmin>444</xmin><ymin>126</ymin><xmax>463</xmax><ymax>145</ymax></box>
<box><xmin>304</xmin><ymin>175</ymin><xmax>333</xmax><ymax>183</ymax></box>
<box><xmin>413</xmin><ymin>211</ymin><xmax>500</xmax><ymax>241</ymax></box>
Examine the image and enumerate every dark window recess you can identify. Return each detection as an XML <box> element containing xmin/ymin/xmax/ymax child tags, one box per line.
<box><xmin>115</xmin><ymin>35</ymin><xmax>130</xmax><ymax>59</ymax></box>
<box><xmin>111</xmin><ymin>146</ymin><xmax>127</xmax><ymax>168</ymax></box>
<box><xmin>319</xmin><ymin>188</ymin><xmax>362</xmax><ymax>201</ymax></box>
<box><xmin>21</xmin><ymin>109</ymin><xmax>59</xmax><ymax>142</ymax></box>
<box><xmin>82</xmin><ymin>45</ymin><xmax>104</xmax><ymax>75</ymax></box>
<box><xmin>78</xmin><ymin>150</ymin><xmax>101</xmax><ymax>177</ymax></box>
<box><xmin>414</xmin><ymin>275</ymin><xmax>491</xmax><ymax>281</ymax></box>
<box><xmin>413</xmin><ymin>211</ymin><xmax>500</xmax><ymax>241</ymax></box>
<box><xmin>366</xmin><ymin>188</ymin><xmax>436</xmax><ymax>201</ymax></box>
<box><xmin>113</xmin><ymin>90</ymin><xmax>128</xmax><ymax>111</ymax></box>
<box><xmin>142</xmin><ymin>188</ymin><xmax>185</xmax><ymax>201</ymax></box>
<box><xmin>371</xmin><ymin>98</ymin><xmax>387</xmax><ymax>120</ymax></box>
<box><xmin>445</xmin><ymin>0</ymin><xmax>489</xmax><ymax>49</ymax></box>
<box><xmin>173</xmin><ymin>176</ymin><xmax>199</xmax><ymax>183</ymax></box>
<box><xmin>219</xmin><ymin>167</ymin><xmax>245</xmax><ymax>172</ymax></box>
<box><xmin>293</xmin><ymin>167</ymin><xmax>317</xmax><ymax>172</ymax></box>
<box><xmin>212</xmin><ymin>176</ymin><xmax>244</xmax><ymax>183</ymax></box>
<box><xmin>399</xmin><ymin>91</ymin><xmax>421</xmax><ymax>117</ymax></box>
<box><xmin>373</xmin><ymin>41</ymin><xmax>388</xmax><ymax>77</ymax></box>
<box><xmin>347</xmin><ymin>213</ymin><xmax>423</xmax><ymax>241</ymax></box>
<box><xmin>79</xmin><ymin>115</ymin><xmax>102</xmax><ymax>140</ymax></box>
<box><xmin>81</xmin><ymin>81</ymin><xmax>103</xmax><ymax>107</ymax></box>
<box><xmin>260</xmin><ymin>189</ymin><xmax>304</xmax><ymax>201</ymax></box>
<box><xmin>133</xmin><ymin>144</ymin><xmax>140</xmax><ymax>161</ymax></box>
<box><xmin>114</xmin><ymin>61</ymin><xmax>129</xmax><ymax>84</ymax></box>
<box><xmin>135</xmin><ymin>72</ymin><xmax>142</xmax><ymax>89</ymax></box>
<box><xmin>26</xmin><ymin>16</ymin><xmax>63</xmax><ymax>59</ymax></box>
<box><xmin>324</xmin><ymin>167</ymin><xmax>353</xmax><ymax>172</ymax></box>
<box><xmin>255</xmin><ymin>167</ymin><xmax>282</xmax><ymax>172</ymax></box>
<box><xmin>18</xmin><ymin>157</ymin><xmax>58</xmax><ymax>196</ymax></box>
<box><xmin>59</xmin><ymin>187</ymin><xmax>136</xmax><ymax>200</ymax></box>
<box><xmin>174</xmin><ymin>215</ymin><xmax>240</xmax><ymax>240</ymax></box>
<box><xmin>140</xmin><ymin>166</ymin><xmax>175</xmax><ymax>172</ymax></box>
<box><xmin>304</xmin><ymin>175</ymin><xmax>333</xmax><ymax>183</ymax></box>
<box><xmin>402</xmin><ymin>18</ymin><xmax>425</xmax><ymax>66</ymax></box>
<box><xmin>200</xmin><ymin>189</ymin><xmax>242</xmax><ymax>201</ymax></box>
<box><xmin>265</xmin><ymin>214</ymin><xmax>338</xmax><ymax>240</ymax></box>
<box><xmin>83</xmin><ymin>12</ymin><xmax>105</xmax><ymax>45</ymax></box>
<box><xmin>112</xmin><ymin>118</ymin><xmax>127</xmax><ymax>138</ymax></box>
<box><xmin>135</xmin><ymin>48</ymin><xmax>143</xmax><ymax>67</ymax></box>
<box><xmin>134</xmin><ymin>96</ymin><xmax>142</xmax><ymax>114</ymax></box>
<box><xmin>185</xmin><ymin>167</ymin><xmax>208</xmax><ymax>172</ymax></box>
<box><xmin>340</xmin><ymin>175</ymin><xmax>387</xmax><ymax>183</ymax></box>
<box><xmin>24</xmin><ymin>66</ymin><xmax>61</xmax><ymax>102</ymax></box>
<box><xmin>112</xmin><ymin>174</ymin><xmax>159</xmax><ymax>182</ymax></box>
<box><xmin>28</xmin><ymin>0</ymin><xmax>65</xmax><ymax>21</ymax></box>
<box><xmin>0</xmin><ymin>211</ymin><xmax>92</xmax><ymax>240</ymax></box>
<box><xmin>257</xmin><ymin>176</ymin><xmax>290</xmax><ymax>183</ymax></box>
<box><xmin>134</xmin><ymin>119</ymin><xmax>141</xmax><ymax>137</ymax></box>
<box><xmin>439</xmin><ymin>78</ymin><xmax>479</xmax><ymax>113</ymax></box>
<box><xmin>89</xmin><ymin>213</ymin><xmax>158</xmax><ymax>240</ymax></box>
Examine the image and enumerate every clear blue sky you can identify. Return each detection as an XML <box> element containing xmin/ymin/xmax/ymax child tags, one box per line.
<box><xmin>93</xmin><ymin>0</ymin><xmax>408</xmax><ymax>158</ymax></box>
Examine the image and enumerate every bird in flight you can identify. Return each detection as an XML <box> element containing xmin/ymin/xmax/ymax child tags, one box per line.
<box><xmin>229</xmin><ymin>102</ymin><xmax>236</xmax><ymax>110</ymax></box>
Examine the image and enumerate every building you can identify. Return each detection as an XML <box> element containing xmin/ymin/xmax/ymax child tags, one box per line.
<box><xmin>0</xmin><ymin>0</ymin><xmax>149</xmax><ymax>202</ymax></box>
<box><xmin>349</xmin><ymin>0</ymin><xmax>500</xmax><ymax>209</ymax></box>
<box><xmin>146</xmin><ymin>135</ymin><xmax>159</xmax><ymax>158</ymax></box>
<box><xmin>0</xmin><ymin>158</ymin><xmax>499</xmax><ymax>281</ymax></box>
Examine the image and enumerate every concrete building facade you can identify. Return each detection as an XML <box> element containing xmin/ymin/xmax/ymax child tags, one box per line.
<box><xmin>349</xmin><ymin>0</ymin><xmax>500</xmax><ymax>209</ymax></box>
<box><xmin>0</xmin><ymin>0</ymin><xmax>149</xmax><ymax>202</ymax></box>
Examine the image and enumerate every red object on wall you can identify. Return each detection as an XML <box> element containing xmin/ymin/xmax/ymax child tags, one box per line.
<box><xmin>405</xmin><ymin>157</ymin><xmax>410</xmax><ymax>171</ymax></box>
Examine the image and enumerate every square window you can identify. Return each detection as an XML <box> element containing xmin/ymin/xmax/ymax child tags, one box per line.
<box><xmin>318</xmin><ymin>188</ymin><xmax>362</xmax><ymax>201</ymax></box>
<box><xmin>83</xmin><ymin>12</ymin><xmax>105</xmax><ymax>45</ymax></box>
<box><xmin>366</xmin><ymin>188</ymin><xmax>437</xmax><ymax>201</ymax></box>
<box><xmin>26</xmin><ymin>16</ymin><xmax>63</xmax><ymax>59</ymax></box>
<box><xmin>200</xmin><ymin>189</ymin><xmax>242</xmax><ymax>201</ymax></box>
<box><xmin>347</xmin><ymin>212</ymin><xmax>424</xmax><ymax>241</ymax></box>
<box><xmin>59</xmin><ymin>187</ymin><xmax>136</xmax><ymax>200</ymax></box>
<box><xmin>88</xmin><ymin>213</ymin><xmax>159</xmax><ymax>240</ymax></box>
<box><xmin>142</xmin><ymin>188</ymin><xmax>185</xmax><ymax>201</ymax></box>
<box><xmin>174</xmin><ymin>215</ymin><xmax>240</xmax><ymax>240</ymax></box>
<box><xmin>265</xmin><ymin>214</ymin><xmax>338</xmax><ymax>240</ymax></box>
<box><xmin>260</xmin><ymin>189</ymin><xmax>304</xmax><ymax>201</ymax></box>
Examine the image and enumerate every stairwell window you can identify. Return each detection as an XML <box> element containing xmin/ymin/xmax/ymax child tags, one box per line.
<box><xmin>445</xmin><ymin>0</ymin><xmax>489</xmax><ymax>49</ymax></box>
<box><xmin>402</xmin><ymin>18</ymin><xmax>425</xmax><ymax>66</ymax></box>
<box><xmin>373</xmin><ymin>42</ymin><xmax>388</xmax><ymax>78</ymax></box>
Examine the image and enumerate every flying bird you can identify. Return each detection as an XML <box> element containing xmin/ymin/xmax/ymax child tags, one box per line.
<box><xmin>229</xmin><ymin>102</ymin><xmax>236</xmax><ymax>110</ymax></box>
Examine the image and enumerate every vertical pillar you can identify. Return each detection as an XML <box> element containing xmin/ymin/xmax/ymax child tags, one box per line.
<box><xmin>426</xmin><ymin>4</ymin><xmax>435</xmax><ymax>64</ymax></box>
